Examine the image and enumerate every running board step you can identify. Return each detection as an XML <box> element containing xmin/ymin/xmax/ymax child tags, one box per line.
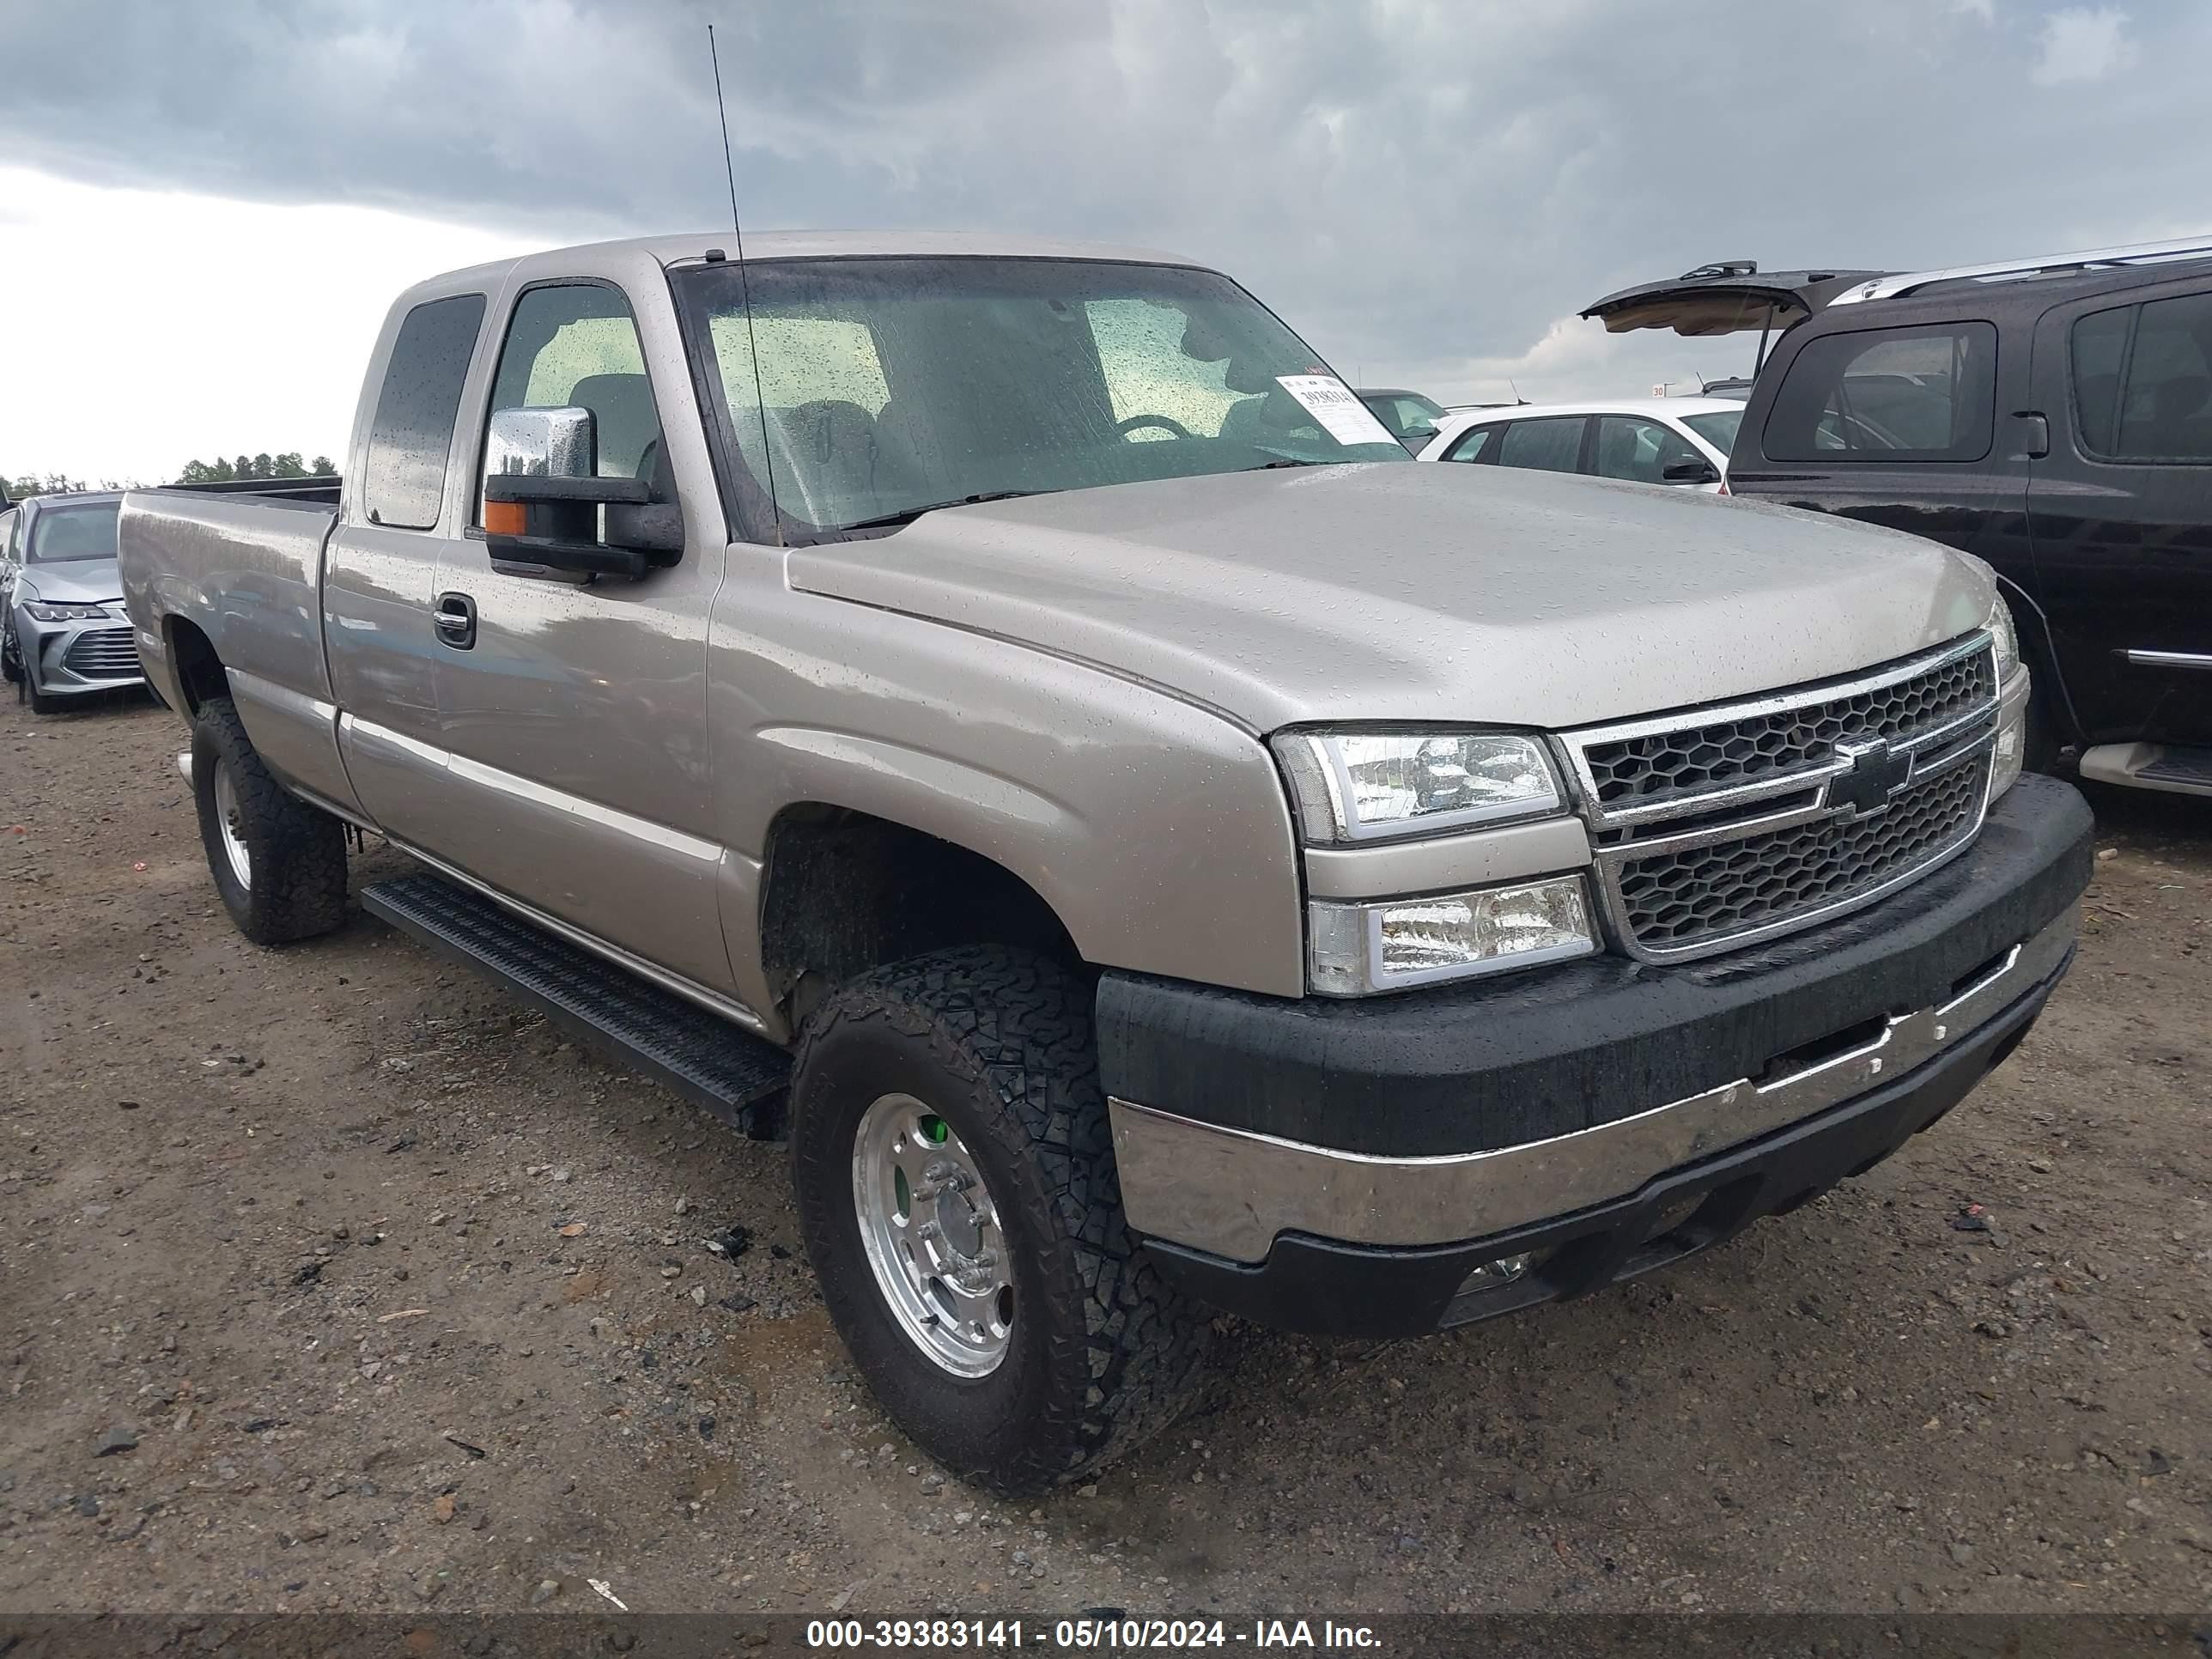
<box><xmin>2078</xmin><ymin>740</ymin><xmax>2212</xmax><ymax>797</ymax></box>
<box><xmin>2139</xmin><ymin>748</ymin><xmax>2212</xmax><ymax>787</ymax></box>
<box><xmin>361</xmin><ymin>873</ymin><xmax>789</xmax><ymax>1135</ymax></box>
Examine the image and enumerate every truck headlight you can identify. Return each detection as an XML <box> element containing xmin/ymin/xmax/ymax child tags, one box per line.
<box><xmin>1309</xmin><ymin>876</ymin><xmax>1595</xmax><ymax>995</ymax></box>
<box><xmin>23</xmin><ymin>602</ymin><xmax>112</xmax><ymax>623</ymax></box>
<box><xmin>1986</xmin><ymin>596</ymin><xmax>2020</xmax><ymax>687</ymax></box>
<box><xmin>1273</xmin><ymin>730</ymin><xmax>1563</xmax><ymax>843</ymax></box>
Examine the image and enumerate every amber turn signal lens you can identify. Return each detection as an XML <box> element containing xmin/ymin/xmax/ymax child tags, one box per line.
<box><xmin>483</xmin><ymin>501</ymin><xmax>526</xmax><ymax>537</ymax></box>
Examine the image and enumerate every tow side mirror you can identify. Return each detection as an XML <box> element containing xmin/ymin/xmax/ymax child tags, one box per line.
<box><xmin>482</xmin><ymin>406</ymin><xmax>682</xmax><ymax>580</ymax></box>
<box><xmin>1662</xmin><ymin>457</ymin><xmax>1721</xmax><ymax>486</ymax></box>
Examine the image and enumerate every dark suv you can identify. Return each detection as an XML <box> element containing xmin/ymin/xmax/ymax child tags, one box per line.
<box><xmin>1584</xmin><ymin>240</ymin><xmax>2212</xmax><ymax>797</ymax></box>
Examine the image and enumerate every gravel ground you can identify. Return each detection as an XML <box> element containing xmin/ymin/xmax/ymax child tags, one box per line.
<box><xmin>2</xmin><ymin>689</ymin><xmax>2208</xmax><ymax>1618</ymax></box>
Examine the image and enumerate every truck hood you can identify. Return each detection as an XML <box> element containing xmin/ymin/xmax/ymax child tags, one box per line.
<box><xmin>17</xmin><ymin>560</ymin><xmax>124</xmax><ymax>605</ymax></box>
<box><xmin>787</xmin><ymin>464</ymin><xmax>1994</xmax><ymax>732</ymax></box>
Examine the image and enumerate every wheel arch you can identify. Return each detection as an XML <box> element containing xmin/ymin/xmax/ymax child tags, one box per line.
<box><xmin>164</xmin><ymin>615</ymin><xmax>228</xmax><ymax>717</ymax></box>
<box><xmin>757</xmin><ymin>802</ymin><xmax>1084</xmax><ymax>1034</ymax></box>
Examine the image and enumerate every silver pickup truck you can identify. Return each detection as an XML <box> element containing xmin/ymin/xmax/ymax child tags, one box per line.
<box><xmin>119</xmin><ymin>231</ymin><xmax>2094</xmax><ymax>1493</ymax></box>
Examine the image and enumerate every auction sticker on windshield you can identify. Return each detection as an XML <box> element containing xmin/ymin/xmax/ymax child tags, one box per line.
<box><xmin>1275</xmin><ymin>375</ymin><xmax>1399</xmax><ymax>447</ymax></box>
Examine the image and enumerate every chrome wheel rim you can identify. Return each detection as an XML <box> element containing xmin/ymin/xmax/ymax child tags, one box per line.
<box><xmin>213</xmin><ymin>758</ymin><xmax>252</xmax><ymax>891</ymax></box>
<box><xmin>852</xmin><ymin>1092</ymin><xmax>1012</xmax><ymax>1377</ymax></box>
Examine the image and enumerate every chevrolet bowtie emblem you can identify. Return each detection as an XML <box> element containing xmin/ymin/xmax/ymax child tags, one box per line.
<box><xmin>1828</xmin><ymin>738</ymin><xmax>1912</xmax><ymax>817</ymax></box>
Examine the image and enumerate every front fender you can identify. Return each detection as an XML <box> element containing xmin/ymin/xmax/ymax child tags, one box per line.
<box><xmin>709</xmin><ymin>567</ymin><xmax>1307</xmax><ymax>1017</ymax></box>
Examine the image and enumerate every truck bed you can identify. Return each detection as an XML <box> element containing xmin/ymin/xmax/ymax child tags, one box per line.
<box><xmin>118</xmin><ymin>486</ymin><xmax>356</xmax><ymax>816</ymax></box>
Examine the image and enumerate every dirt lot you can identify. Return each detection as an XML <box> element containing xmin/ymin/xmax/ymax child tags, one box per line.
<box><xmin>2</xmin><ymin>688</ymin><xmax>2208</xmax><ymax>1619</ymax></box>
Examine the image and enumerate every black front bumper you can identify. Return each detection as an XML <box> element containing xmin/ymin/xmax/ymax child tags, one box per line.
<box><xmin>1096</xmin><ymin>775</ymin><xmax>2094</xmax><ymax>1338</ymax></box>
<box><xmin>1141</xmin><ymin>950</ymin><xmax>2063</xmax><ymax>1338</ymax></box>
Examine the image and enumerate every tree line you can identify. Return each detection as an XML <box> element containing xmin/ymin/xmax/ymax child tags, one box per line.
<box><xmin>3</xmin><ymin>450</ymin><xmax>337</xmax><ymax>502</ymax></box>
<box><xmin>177</xmin><ymin>453</ymin><xmax>337</xmax><ymax>483</ymax></box>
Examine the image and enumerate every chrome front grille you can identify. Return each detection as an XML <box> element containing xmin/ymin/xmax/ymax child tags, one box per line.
<box><xmin>1580</xmin><ymin>646</ymin><xmax>1993</xmax><ymax>812</ymax></box>
<box><xmin>1564</xmin><ymin>634</ymin><xmax>2001</xmax><ymax>962</ymax></box>
<box><xmin>1613</xmin><ymin>752</ymin><xmax>1990</xmax><ymax>951</ymax></box>
<box><xmin>61</xmin><ymin>627</ymin><xmax>142</xmax><ymax>679</ymax></box>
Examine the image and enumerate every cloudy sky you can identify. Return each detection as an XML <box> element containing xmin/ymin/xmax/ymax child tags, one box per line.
<box><xmin>1</xmin><ymin>0</ymin><xmax>2202</xmax><ymax>484</ymax></box>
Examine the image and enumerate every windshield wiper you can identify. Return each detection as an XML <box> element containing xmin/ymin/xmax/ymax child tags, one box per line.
<box><xmin>839</xmin><ymin>490</ymin><xmax>1041</xmax><ymax>532</ymax></box>
<box><xmin>1241</xmin><ymin>458</ymin><xmax>1329</xmax><ymax>471</ymax></box>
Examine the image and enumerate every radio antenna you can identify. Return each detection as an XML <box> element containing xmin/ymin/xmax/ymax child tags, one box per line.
<box><xmin>708</xmin><ymin>22</ymin><xmax>781</xmax><ymax>544</ymax></box>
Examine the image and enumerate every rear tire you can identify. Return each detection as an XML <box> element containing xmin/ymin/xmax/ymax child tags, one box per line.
<box><xmin>791</xmin><ymin>946</ymin><xmax>1209</xmax><ymax>1494</ymax></box>
<box><xmin>191</xmin><ymin>696</ymin><xmax>349</xmax><ymax>945</ymax></box>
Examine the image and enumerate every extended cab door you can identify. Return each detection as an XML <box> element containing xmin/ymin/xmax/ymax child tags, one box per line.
<box><xmin>325</xmin><ymin>288</ymin><xmax>491</xmax><ymax>835</ymax></box>
<box><xmin>424</xmin><ymin>270</ymin><xmax>737</xmax><ymax>996</ymax></box>
<box><xmin>2025</xmin><ymin>278</ymin><xmax>2212</xmax><ymax>749</ymax></box>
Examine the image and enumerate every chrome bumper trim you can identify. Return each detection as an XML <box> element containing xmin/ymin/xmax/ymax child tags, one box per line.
<box><xmin>1109</xmin><ymin>904</ymin><xmax>2075</xmax><ymax>1264</ymax></box>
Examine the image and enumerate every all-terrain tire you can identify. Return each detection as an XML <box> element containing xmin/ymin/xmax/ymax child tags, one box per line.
<box><xmin>790</xmin><ymin>946</ymin><xmax>1210</xmax><ymax>1494</ymax></box>
<box><xmin>191</xmin><ymin>696</ymin><xmax>349</xmax><ymax>945</ymax></box>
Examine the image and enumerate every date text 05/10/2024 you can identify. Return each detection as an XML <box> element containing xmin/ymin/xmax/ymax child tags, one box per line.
<box><xmin>804</xmin><ymin>1618</ymin><xmax>1384</xmax><ymax>1649</ymax></box>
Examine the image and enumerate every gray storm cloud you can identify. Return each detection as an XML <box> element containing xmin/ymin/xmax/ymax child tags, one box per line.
<box><xmin>0</xmin><ymin>0</ymin><xmax>2203</xmax><ymax>393</ymax></box>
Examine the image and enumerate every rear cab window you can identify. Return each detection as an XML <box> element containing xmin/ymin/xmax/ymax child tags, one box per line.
<box><xmin>361</xmin><ymin>294</ymin><xmax>489</xmax><ymax>530</ymax></box>
<box><xmin>1764</xmin><ymin>322</ymin><xmax>1998</xmax><ymax>463</ymax></box>
<box><xmin>2070</xmin><ymin>290</ymin><xmax>2212</xmax><ymax>461</ymax></box>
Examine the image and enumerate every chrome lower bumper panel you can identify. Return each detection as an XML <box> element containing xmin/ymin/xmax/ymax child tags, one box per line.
<box><xmin>1109</xmin><ymin>905</ymin><xmax>2075</xmax><ymax>1264</ymax></box>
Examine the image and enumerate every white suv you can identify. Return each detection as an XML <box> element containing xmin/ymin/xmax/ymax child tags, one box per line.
<box><xmin>1417</xmin><ymin>396</ymin><xmax>1742</xmax><ymax>492</ymax></box>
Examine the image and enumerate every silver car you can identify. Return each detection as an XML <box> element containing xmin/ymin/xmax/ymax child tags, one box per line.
<box><xmin>2</xmin><ymin>491</ymin><xmax>144</xmax><ymax>713</ymax></box>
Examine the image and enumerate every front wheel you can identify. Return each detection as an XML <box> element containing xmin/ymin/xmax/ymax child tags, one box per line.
<box><xmin>791</xmin><ymin>947</ymin><xmax>1209</xmax><ymax>1494</ymax></box>
<box><xmin>1</xmin><ymin>618</ymin><xmax>21</xmax><ymax>685</ymax></box>
<box><xmin>191</xmin><ymin>696</ymin><xmax>349</xmax><ymax>944</ymax></box>
<box><xmin>12</xmin><ymin>625</ymin><xmax>62</xmax><ymax>714</ymax></box>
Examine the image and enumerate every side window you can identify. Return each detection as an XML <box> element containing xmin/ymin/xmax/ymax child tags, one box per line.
<box><xmin>2074</xmin><ymin>291</ymin><xmax>2212</xmax><ymax>462</ymax></box>
<box><xmin>2069</xmin><ymin>306</ymin><xmax>2130</xmax><ymax>455</ymax></box>
<box><xmin>361</xmin><ymin>294</ymin><xmax>488</xmax><ymax>530</ymax></box>
<box><xmin>485</xmin><ymin>285</ymin><xmax>665</xmax><ymax>507</ymax></box>
<box><xmin>1764</xmin><ymin>322</ymin><xmax>1997</xmax><ymax>463</ymax></box>
<box><xmin>1443</xmin><ymin>426</ymin><xmax>1498</xmax><ymax>464</ymax></box>
<box><xmin>1594</xmin><ymin>416</ymin><xmax>1703</xmax><ymax>483</ymax></box>
<box><xmin>0</xmin><ymin>509</ymin><xmax>16</xmax><ymax>562</ymax></box>
<box><xmin>1497</xmin><ymin>417</ymin><xmax>1586</xmax><ymax>474</ymax></box>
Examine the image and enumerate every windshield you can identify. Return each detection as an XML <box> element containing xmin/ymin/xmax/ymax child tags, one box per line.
<box><xmin>27</xmin><ymin>501</ymin><xmax>120</xmax><ymax>563</ymax></box>
<box><xmin>1681</xmin><ymin>409</ymin><xmax>1744</xmax><ymax>455</ymax></box>
<box><xmin>674</xmin><ymin>258</ymin><xmax>1408</xmax><ymax>538</ymax></box>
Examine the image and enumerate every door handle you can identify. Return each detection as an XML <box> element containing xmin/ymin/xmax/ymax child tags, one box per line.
<box><xmin>2011</xmin><ymin>410</ymin><xmax>2051</xmax><ymax>459</ymax></box>
<box><xmin>433</xmin><ymin>591</ymin><xmax>477</xmax><ymax>650</ymax></box>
